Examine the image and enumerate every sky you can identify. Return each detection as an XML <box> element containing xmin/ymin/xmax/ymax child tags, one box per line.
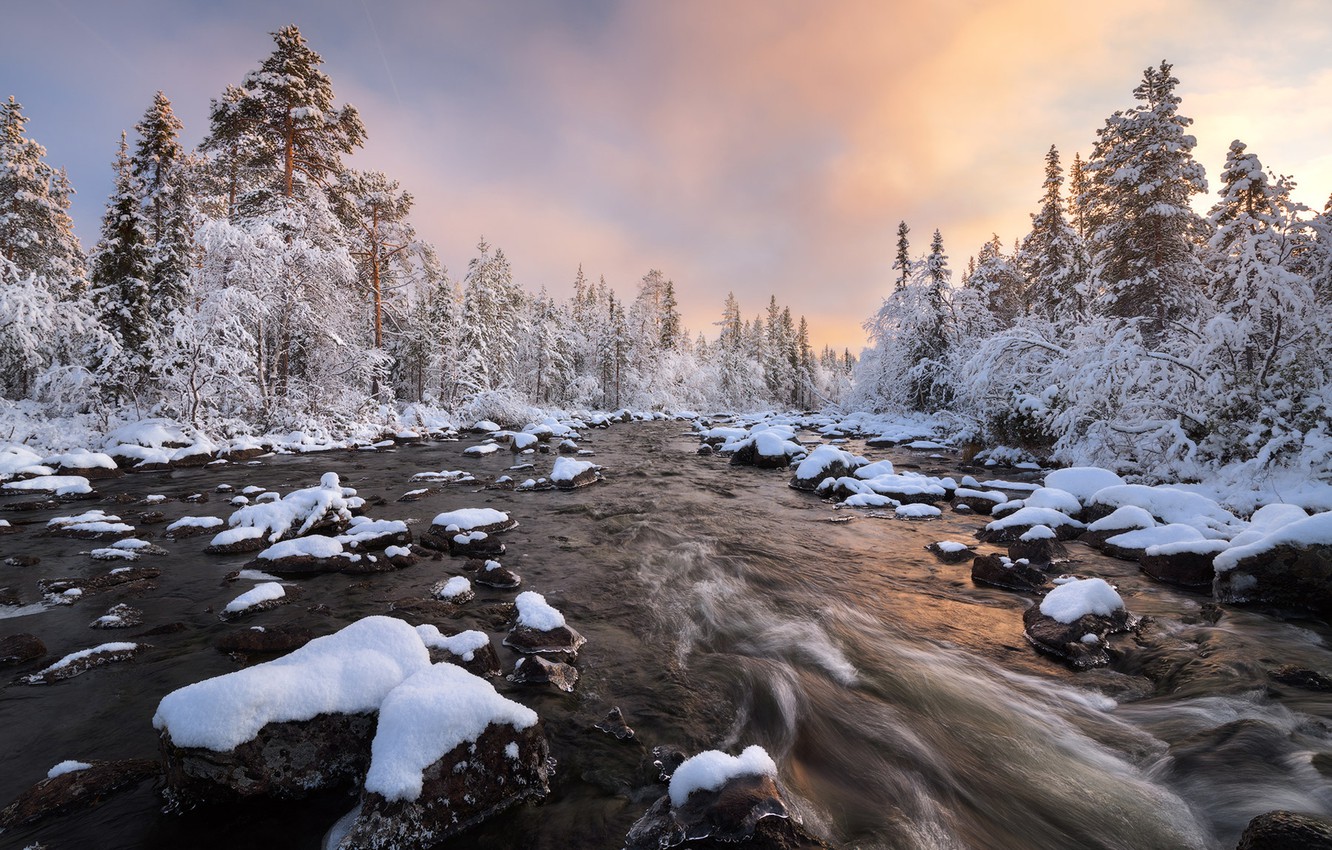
<box><xmin>6</xmin><ymin>0</ymin><xmax>1332</xmax><ymax>353</ymax></box>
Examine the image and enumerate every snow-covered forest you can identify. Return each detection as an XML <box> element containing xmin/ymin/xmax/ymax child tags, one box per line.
<box><xmin>0</xmin><ymin>25</ymin><xmax>854</xmax><ymax>437</ymax></box>
<box><xmin>853</xmin><ymin>62</ymin><xmax>1332</xmax><ymax>481</ymax></box>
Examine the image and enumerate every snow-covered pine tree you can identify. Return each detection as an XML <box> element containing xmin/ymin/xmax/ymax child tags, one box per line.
<box><xmin>965</xmin><ymin>234</ymin><xmax>1024</xmax><ymax>330</ymax></box>
<box><xmin>1018</xmin><ymin>145</ymin><xmax>1081</xmax><ymax>323</ymax></box>
<box><xmin>1083</xmin><ymin>62</ymin><xmax>1208</xmax><ymax>339</ymax></box>
<box><xmin>460</xmin><ymin>238</ymin><xmax>523</xmax><ymax>394</ymax></box>
<box><xmin>892</xmin><ymin>220</ymin><xmax>912</xmax><ymax>291</ymax></box>
<box><xmin>131</xmin><ymin>91</ymin><xmax>191</xmax><ymax>320</ymax></box>
<box><xmin>89</xmin><ymin>133</ymin><xmax>154</xmax><ymax>400</ymax></box>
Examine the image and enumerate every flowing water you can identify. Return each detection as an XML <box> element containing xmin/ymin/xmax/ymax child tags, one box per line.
<box><xmin>4</xmin><ymin>421</ymin><xmax>1332</xmax><ymax>849</ymax></box>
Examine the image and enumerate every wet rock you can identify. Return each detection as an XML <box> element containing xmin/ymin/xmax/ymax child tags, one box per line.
<box><xmin>204</xmin><ymin>530</ymin><xmax>268</xmax><ymax>555</ymax></box>
<box><xmin>971</xmin><ymin>554</ymin><xmax>1049</xmax><ymax>593</ymax></box>
<box><xmin>696</xmin><ymin>444</ymin><xmax>714</xmax><ymax>456</ymax></box>
<box><xmin>0</xmin><ymin>633</ymin><xmax>45</xmax><ymax>665</ymax></box>
<box><xmin>1215</xmin><ymin>542</ymin><xmax>1332</xmax><ymax>616</ymax></box>
<box><xmin>507</xmin><ymin>655</ymin><xmax>579</xmax><ymax>692</ymax></box>
<box><xmin>0</xmin><ymin>585</ymin><xmax>23</xmax><ymax>606</ymax></box>
<box><xmin>4</xmin><ymin>554</ymin><xmax>39</xmax><ymax>566</ymax></box>
<box><xmin>220</xmin><ymin>583</ymin><xmax>299</xmax><ymax>620</ymax></box>
<box><xmin>624</xmin><ymin>771</ymin><xmax>828</xmax><ymax>850</ymax></box>
<box><xmin>925</xmin><ymin>541</ymin><xmax>975</xmax><ymax>563</ymax></box>
<box><xmin>652</xmin><ymin>746</ymin><xmax>687</xmax><ymax>781</ymax></box>
<box><xmin>337</xmin><ymin>708</ymin><xmax>552</xmax><ymax>850</ymax></box>
<box><xmin>1139</xmin><ymin>548</ymin><xmax>1220</xmax><ymax>588</ymax></box>
<box><xmin>419</xmin><ymin>630</ymin><xmax>502</xmax><ymax>678</ymax></box>
<box><xmin>445</xmin><ymin>530</ymin><xmax>506</xmax><ymax>558</ymax></box>
<box><xmin>595</xmin><ymin>706</ymin><xmax>636</xmax><ymax>741</ymax></box>
<box><xmin>38</xmin><ymin>566</ymin><xmax>162</xmax><ymax>602</ymax></box>
<box><xmin>90</xmin><ymin>603</ymin><xmax>144</xmax><ymax>629</ymax></box>
<box><xmin>1007</xmin><ymin>527</ymin><xmax>1066</xmax><ymax>564</ymax></box>
<box><xmin>0</xmin><ymin>758</ymin><xmax>158</xmax><ymax>831</ymax></box>
<box><xmin>471</xmin><ymin>559</ymin><xmax>521</xmax><ymax>589</ymax></box>
<box><xmin>551</xmin><ymin>456</ymin><xmax>600</xmax><ymax>489</ymax></box>
<box><xmin>1236</xmin><ymin>810</ymin><xmax>1332</xmax><ymax>849</ymax></box>
<box><xmin>385</xmin><ymin>597</ymin><xmax>467</xmax><ymax>626</ymax></box>
<box><xmin>20</xmin><ymin>642</ymin><xmax>147</xmax><ymax>684</ymax></box>
<box><xmin>1269</xmin><ymin>665</ymin><xmax>1332</xmax><ymax>692</ymax></box>
<box><xmin>951</xmin><ymin>488</ymin><xmax>1007</xmax><ymax>515</ymax></box>
<box><xmin>215</xmin><ymin>624</ymin><xmax>315</xmax><ymax>657</ymax></box>
<box><xmin>160</xmin><ymin>712</ymin><xmax>377</xmax><ymax>806</ymax></box>
<box><xmin>136</xmin><ymin>510</ymin><xmax>167</xmax><ymax>525</ymax></box>
<box><xmin>429</xmin><ymin>577</ymin><xmax>475</xmax><ymax>605</ymax></box>
<box><xmin>1022</xmin><ymin>603</ymin><xmax>1131</xmax><ymax>670</ymax></box>
<box><xmin>505</xmin><ymin>622</ymin><xmax>586</xmax><ymax>660</ymax></box>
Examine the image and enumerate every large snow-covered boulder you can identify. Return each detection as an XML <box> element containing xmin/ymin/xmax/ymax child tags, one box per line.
<box><xmin>1022</xmin><ymin>578</ymin><xmax>1131</xmax><ymax>669</ymax></box>
<box><xmin>336</xmin><ymin>664</ymin><xmax>551</xmax><ymax>850</ymax></box>
<box><xmin>421</xmin><ymin>508</ymin><xmax>516</xmax><ymax>551</ymax></box>
<box><xmin>42</xmin><ymin>449</ymin><xmax>121</xmax><ymax>480</ymax></box>
<box><xmin>1041</xmin><ymin>467</ymin><xmax>1125</xmax><ymax>505</ymax></box>
<box><xmin>1078</xmin><ymin>505</ymin><xmax>1157</xmax><ymax>549</ymax></box>
<box><xmin>1101</xmin><ymin>523</ymin><xmax>1204</xmax><ymax>562</ymax></box>
<box><xmin>224</xmin><ymin>472</ymin><xmax>354</xmax><ymax>545</ymax></box>
<box><xmin>1214</xmin><ymin>511</ymin><xmax>1332</xmax><ymax>615</ymax></box>
<box><xmin>788</xmin><ymin>445</ymin><xmax>867</xmax><ymax>492</ymax></box>
<box><xmin>725</xmin><ymin>432</ymin><xmax>807</xmax><ymax>469</ymax></box>
<box><xmin>979</xmin><ymin>506</ymin><xmax>1084</xmax><ymax>543</ymax></box>
<box><xmin>1138</xmin><ymin>538</ymin><xmax>1231</xmax><ymax>588</ymax></box>
<box><xmin>550</xmin><ymin>455</ymin><xmax>599</xmax><ymax>489</ymax></box>
<box><xmin>1082</xmin><ymin>484</ymin><xmax>1241</xmax><ymax>537</ymax></box>
<box><xmin>153</xmin><ymin>616</ymin><xmax>431</xmax><ymax>805</ymax></box>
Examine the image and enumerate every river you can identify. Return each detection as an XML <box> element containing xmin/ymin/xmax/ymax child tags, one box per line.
<box><xmin>3</xmin><ymin>420</ymin><xmax>1332</xmax><ymax>849</ymax></box>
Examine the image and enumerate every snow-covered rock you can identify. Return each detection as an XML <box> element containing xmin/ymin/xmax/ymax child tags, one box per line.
<box><xmin>415</xmin><ymin>625</ymin><xmax>500</xmax><ymax>677</ymax></box>
<box><xmin>3</xmin><ymin>475</ymin><xmax>93</xmax><ymax>497</ymax></box>
<box><xmin>788</xmin><ymin>445</ymin><xmax>867</xmax><ymax>492</ymax></box>
<box><xmin>224</xmin><ymin>472</ymin><xmax>353</xmax><ymax>544</ymax></box>
<box><xmin>154</xmin><ymin>616</ymin><xmax>431</xmax><ymax>805</ymax></box>
<box><xmin>1042</xmin><ymin>467</ymin><xmax>1125</xmax><ymax>503</ymax></box>
<box><xmin>1023</xmin><ymin>578</ymin><xmax>1132</xmax><ymax>670</ymax></box>
<box><xmin>1084</xmin><ymin>484</ymin><xmax>1241</xmax><ymax>538</ymax></box>
<box><xmin>20</xmin><ymin>642</ymin><xmax>145</xmax><ymax>685</ymax></box>
<box><xmin>221</xmin><ymin>582</ymin><xmax>291</xmax><ymax>618</ymax></box>
<box><xmin>970</xmin><ymin>554</ymin><xmax>1049</xmax><ymax>593</ymax></box>
<box><xmin>1213</xmin><ymin>511</ymin><xmax>1332</xmax><ymax>614</ymax></box>
<box><xmin>550</xmin><ymin>455</ymin><xmax>599</xmax><ymax>489</ymax></box>
<box><xmin>504</xmin><ymin>591</ymin><xmax>586</xmax><ymax>659</ymax></box>
<box><xmin>336</xmin><ymin>664</ymin><xmax>551</xmax><ymax>850</ymax></box>
<box><xmin>1101</xmin><ymin>523</ymin><xmax>1204</xmax><ymax>562</ymax></box>
<box><xmin>980</xmin><ymin>506</ymin><xmax>1084</xmax><ymax>542</ymax></box>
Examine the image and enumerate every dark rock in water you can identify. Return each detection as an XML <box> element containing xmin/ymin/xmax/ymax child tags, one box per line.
<box><xmin>20</xmin><ymin>642</ymin><xmax>148</xmax><ymax>684</ymax></box>
<box><xmin>1139</xmin><ymin>548</ymin><xmax>1217</xmax><ymax>588</ymax></box>
<box><xmin>1269</xmin><ymin>665</ymin><xmax>1332</xmax><ymax>692</ymax></box>
<box><xmin>729</xmin><ymin>440</ymin><xmax>797</xmax><ymax>470</ymax></box>
<box><xmin>0</xmin><ymin>585</ymin><xmax>23</xmax><ymax>605</ymax></box>
<box><xmin>1008</xmin><ymin>536</ymin><xmax>1066</xmax><ymax>565</ymax></box>
<box><xmin>1214</xmin><ymin>542</ymin><xmax>1332</xmax><ymax>616</ymax></box>
<box><xmin>595</xmin><ymin>706</ymin><xmax>636</xmax><ymax>741</ymax></box>
<box><xmin>338</xmin><ymin>721</ymin><xmax>552</xmax><ymax>850</ymax></box>
<box><xmin>1022</xmin><ymin>603</ymin><xmax>1131</xmax><ymax>670</ymax></box>
<box><xmin>505</xmin><ymin>623</ymin><xmax>587</xmax><ymax>660</ymax></box>
<box><xmin>137</xmin><ymin>510</ymin><xmax>167</xmax><ymax>525</ymax></box>
<box><xmin>971</xmin><ymin>554</ymin><xmax>1049</xmax><ymax>593</ymax></box>
<box><xmin>652</xmin><ymin>746</ymin><xmax>687</xmax><ymax>781</ymax></box>
<box><xmin>90</xmin><ymin>602</ymin><xmax>144</xmax><ymax>629</ymax></box>
<box><xmin>926</xmin><ymin>542</ymin><xmax>975</xmax><ymax>564</ymax></box>
<box><xmin>427</xmin><ymin>637</ymin><xmax>502</xmax><ymax>678</ymax></box>
<box><xmin>160</xmin><ymin>711</ymin><xmax>377</xmax><ymax>806</ymax></box>
<box><xmin>445</xmin><ymin>531</ymin><xmax>506</xmax><ymax>558</ymax></box>
<box><xmin>696</xmin><ymin>444</ymin><xmax>714</xmax><ymax>456</ymax></box>
<box><xmin>624</xmin><ymin>772</ymin><xmax>829</xmax><ymax>850</ymax></box>
<box><xmin>953</xmin><ymin>502</ymin><xmax>974</xmax><ymax>515</ymax></box>
<box><xmin>219</xmin><ymin>585</ymin><xmax>300</xmax><ymax>621</ymax></box>
<box><xmin>38</xmin><ymin>567</ymin><xmax>161</xmax><ymax>602</ymax></box>
<box><xmin>1237</xmin><ymin>810</ymin><xmax>1332</xmax><ymax>849</ymax></box>
<box><xmin>205</xmin><ymin>533</ymin><xmax>268</xmax><ymax>555</ymax></box>
<box><xmin>0</xmin><ymin>758</ymin><xmax>158</xmax><ymax>831</ymax></box>
<box><xmin>216</xmin><ymin>625</ymin><xmax>314</xmax><ymax>657</ymax></box>
<box><xmin>0</xmin><ymin>633</ymin><xmax>45</xmax><ymax>665</ymax></box>
<box><xmin>140</xmin><ymin>622</ymin><xmax>187</xmax><ymax>637</ymax></box>
<box><xmin>420</xmin><ymin>515</ymin><xmax>517</xmax><ymax>553</ymax></box>
<box><xmin>472</xmin><ymin>560</ymin><xmax>521</xmax><ymax>589</ymax></box>
<box><xmin>507</xmin><ymin>655</ymin><xmax>579</xmax><ymax>692</ymax></box>
<box><xmin>429</xmin><ymin>579</ymin><xmax>476</xmax><ymax>605</ymax></box>
<box><xmin>4</xmin><ymin>554</ymin><xmax>38</xmax><ymax>566</ymax></box>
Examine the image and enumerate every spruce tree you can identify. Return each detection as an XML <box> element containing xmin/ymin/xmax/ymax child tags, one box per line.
<box><xmin>131</xmin><ymin>91</ymin><xmax>191</xmax><ymax>317</ymax></box>
<box><xmin>1019</xmin><ymin>145</ymin><xmax>1081</xmax><ymax>322</ymax></box>
<box><xmin>892</xmin><ymin>220</ymin><xmax>912</xmax><ymax>290</ymax></box>
<box><xmin>90</xmin><ymin>133</ymin><xmax>154</xmax><ymax>365</ymax></box>
<box><xmin>1084</xmin><ymin>61</ymin><xmax>1208</xmax><ymax>338</ymax></box>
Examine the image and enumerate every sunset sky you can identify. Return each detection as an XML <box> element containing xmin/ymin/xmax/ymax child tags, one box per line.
<box><xmin>7</xmin><ymin>0</ymin><xmax>1332</xmax><ymax>351</ymax></box>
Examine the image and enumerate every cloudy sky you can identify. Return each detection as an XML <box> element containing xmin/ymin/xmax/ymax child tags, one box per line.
<box><xmin>7</xmin><ymin>0</ymin><xmax>1331</xmax><ymax>351</ymax></box>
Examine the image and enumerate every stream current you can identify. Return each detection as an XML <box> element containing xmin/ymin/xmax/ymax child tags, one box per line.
<box><xmin>3</xmin><ymin>421</ymin><xmax>1332</xmax><ymax>849</ymax></box>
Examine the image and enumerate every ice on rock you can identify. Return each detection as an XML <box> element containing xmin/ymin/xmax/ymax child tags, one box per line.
<box><xmin>153</xmin><ymin>616</ymin><xmax>431</xmax><ymax>751</ymax></box>
<box><xmin>668</xmin><ymin>745</ymin><xmax>778</xmax><ymax>807</ymax></box>
<box><xmin>1039</xmin><ymin>578</ymin><xmax>1125</xmax><ymax>624</ymax></box>
<box><xmin>363</xmin><ymin>663</ymin><xmax>538</xmax><ymax>802</ymax></box>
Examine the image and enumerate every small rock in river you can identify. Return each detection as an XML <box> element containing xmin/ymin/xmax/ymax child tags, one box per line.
<box><xmin>0</xmin><ymin>633</ymin><xmax>46</xmax><ymax>665</ymax></box>
<box><xmin>595</xmin><ymin>706</ymin><xmax>636</xmax><ymax>741</ymax></box>
<box><xmin>507</xmin><ymin>655</ymin><xmax>579</xmax><ymax>692</ymax></box>
<box><xmin>0</xmin><ymin>758</ymin><xmax>159</xmax><ymax>831</ymax></box>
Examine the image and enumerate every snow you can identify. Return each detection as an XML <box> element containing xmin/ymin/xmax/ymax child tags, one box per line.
<box><xmin>1105</xmin><ymin>523</ymin><xmax>1205</xmax><ymax>551</ymax></box>
<box><xmin>38</xmin><ymin>642</ymin><xmax>139</xmax><ymax>674</ymax></box>
<box><xmin>844</xmin><ymin>493</ymin><xmax>897</xmax><ymax>508</ymax></box>
<box><xmin>42</xmin><ymin>449</ymin><xmax>117</xmax><ymax>470</ymax></box>
<box><xmin>0</xmin><ymin>443</ymin><xmax>48</xmax><ymax>478</ymax></box>
<box><xmin>363</xmin><ymin>663</ymin><xmax>538</xmax><ymax>802</ymax></box>
<box><xmin>853</xmin><ymin>460</ymin><xmax>896</xmax><ymax>479</ymax></box>
<box><xmin>225</xmin><ymin>472</ymin><xmax>352</xmax><ymax>543</ymax></box>
<box><xmin>47</xmin><ymin>510</ymin><xmax>132</xmax><ymax>534</ymax></box>
<box><xmin>166</xmin><ymin>515</ymin><xmax>224</xmax><ymax>532</ymax></box>
<box><xmin>550</xmin><ymin>456</ymin><xmax>595</xmax><ymax>483</ymax></box>
<box><xmin>433</xmin><ymin>508</ymin><xmax>511</xmax><ymax>531</ymax></box>
<box><xmin>985</xmin><ymin>506</ymin><xmax>1084</xmax><ymax>532</ymax></box>
<box><xmin>153</xmin><ymin>616</ymin><xmax>431</xmax><ymax>751</ymax></box>
<box><xmin>338</xmin><ymin>518</ymin><xmax>408</xmax><ymax>547</ymax></box>
<box><xmin>1043</xmin><ymin>467</ymin><xmax>1125</xmax><ymax>502</ymax></box>
<box><xmin>47</xmin><ymin>760</ymin><xmax>93</xmax><ymax>779</ymax></box>
<box><xmin>433</xmin><ymin>576</ymin><xmax>471</xmax><ymax>600</ymax></box>
<box><xmin>514</xmin><ymin>591</ymin><xmax>566</xmax><ymax>631</ymax></box>
<box><xmin>896</xmin><ymin>503</ymin><xmax>941</xmax><ymax>518</ymax></box>
<box><xmin>1039</xmin><ymin>578</ymin><xmax>1125</xmax><ymax>623</ymax></box>
<box><xmin>102</xmin><ymin>419</ymin><xmax>188</xmax><ymax>450</ymax></box>
<box><xmin>934</xmin><ymin>541</ymin><xmax>970</xmax><ymax>553</ymax></box>
<box><xmin>472</xmin><ymin>420</ymin><xmax>501</xmax><ymax>432</ymax></box>
<box><xmin>463</xmin><ymin>443</ymin><xmax>500</xmax><ymax>456</ymax></box>
<box><xmin>668</xmin><ymin>745</ymin><xmax>778</xmax><ymax>807</ymax></box>
<box><xmin>953</xmin><ymin>487</ymin><xmax>1007</xmax><ymax>505</ymax></box>
<box><xmin>223</xmin><ymin>582</ymin><xmax>286</xmax><ymax>613</ymax></box>
<box><xmin>1023</xmin><ymin>488</ymin><xmax>1082</xmax><ymax>514</ymax></box>
<box><xmin>1087</xmin><ymin>506</ymin><xmax>1157</xmax><ymax>532</ymax></box>
<box><xmin>415</xmin><ymin>626</ymin><xmax>490</xmax><ymax>661</ymax></box>
<box><xmin>1143</xmin><ymin>538</ymin><xmax>1230</xmax><ymax>557</ymax></box>
<box><xmin>257</xmin><ymin>535</ymin><xmax>345</xmax><ymax>561</ymax></box>
<box><xmin>1087</xmin><ymin>484</ymin><xmax>1241</xmax><ymax>537</ymax></box>
<box><xmin>1214</xmin><ymin>511</ymin><xmax>1332</xmax><ymax>573</ymax></box>
<box><xmin>1019</xmin><ymin>525</ymin><xmax>1057</xmax><ymax>541</ymax></box>
<box><xmin>3</xmin><ymin>475</ymin><xmax>92</xmax><ymax>495</ymax></box>
<box><xmin>793</xmin><ymin>445</ymin><xmax>867</xmax><ymax>481</ymax></box>
<box><xmin>209</xmin><ymin>526</ymin><xmax>265</xmax><ymax>548</ymax></box>
<box><xmin>385</xmin><ymin>545</ymin><xmax>412</xmax><ymax>558</ymax></box>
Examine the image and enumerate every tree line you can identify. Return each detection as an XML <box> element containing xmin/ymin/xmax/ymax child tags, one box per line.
<box><xmin>0</xmin><ymin>25</ymin><xmax>853</xmax><ymax>430</ymax></box>
<box><xmin>853</xmin><ymin>61</ymin><xmax>1332</xmax><ymax>476</ymax></box>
